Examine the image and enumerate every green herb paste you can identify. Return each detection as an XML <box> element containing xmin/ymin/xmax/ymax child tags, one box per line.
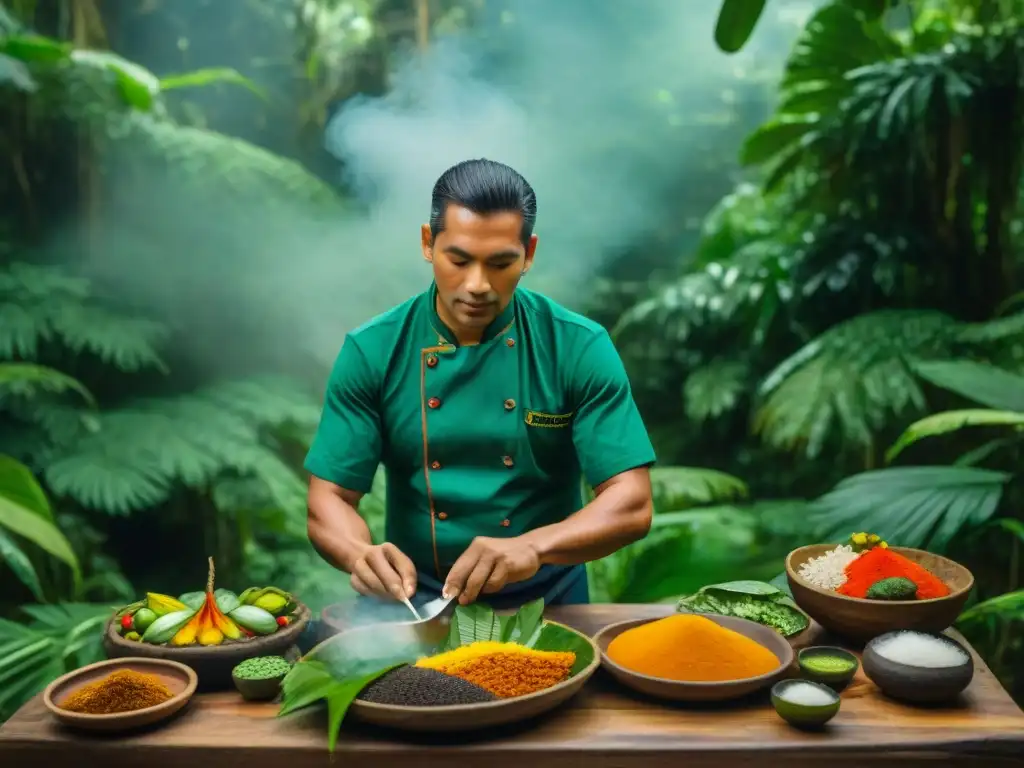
<box><xmin>233</xmin><ymin>655</ymin><xmax>291</xmax><ymax>680</ymax></box>
<box><xmin>802</xmin><ymin>655</ymin><xmax>855</xmax><ymax>674</ymax></box>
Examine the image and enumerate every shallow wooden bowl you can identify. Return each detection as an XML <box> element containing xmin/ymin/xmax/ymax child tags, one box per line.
<box><xmin>103</xmin><ymin>603</ymin><xmax>311</xmax><ymax>690</ymax></box>
<box><xmin>347</xmin><ymin>620</ymin><xmax>601</xmax><ymax>733</ymax></box>
<box><xmin>43</xmin><ymin>657</ymin><xmax>197</xmax><ymax>732</ymax></box>
<box><xmin>786</xmin><ymin>546</ymin><xmax>974</xmax><ymax>643</ymax></box>
<box><xmin>593</xmin><ymin>614</ymin><xmax>794</xmax><ymax>702</ymax></box>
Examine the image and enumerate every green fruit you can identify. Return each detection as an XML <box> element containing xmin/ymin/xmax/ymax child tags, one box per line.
<box><xmin>132</xmin><ymin>607</ymin><xmax>157</xmax><ymax>634</ymax></box>
<box><xmin>124</xmin><ymin>631</ymin><xmax>141</xmax><ymax>641</ymax></box>
<box><xmin>214</xmin><ymin>588</ymin><xmax>240</xmax><ymax>614</ymax></box>
<box><xmin>228</xmin><ymin>604</ymin><xmax>278</xmax><ymax>635</ymax></box>
<box><xmin>178</xmin><ymin>591</ymin><xmax>206</xmax><ymax>610</ymax></box>
<box><xmin>142</xmin><ymin>608</ymin><xmax>196</xmax><ymax>644</ymax></box>
<box><xmin>253</xmin><ymin>592</ymin><xmax>289</xmax><ymax>615</ymax></box>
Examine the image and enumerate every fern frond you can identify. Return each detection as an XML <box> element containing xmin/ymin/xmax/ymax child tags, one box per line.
<box><xmin>198</xmin><ymin>376</ymin><xmax>320</xmax><ymax>428</ymax></box>
<box><xmin>126</xmin><ymin>116</ymin><xmax>344</xmax><ymax>208</ymax></box>
<box><xmin>42</xmin><ymin>377</ymin><xmax>310</xmax><ymax>514</ymax></box>
<box><xmin>755</xmin><ymin>310</ymin><xmax>970</xmax><ymax>457</ymax></box>
<box><xmin>684</xmin><ymin>360</ymin><xmax>750</xmax><ymax>421</ymax></box>
<box><xmin>0</xmin><ymin>363</ymin><xmax>95</xmax><ymax>406</ymax></box>
<box><xmin>649</xmin><ymin>466</ymin><xmax>748</xmax><ymax>510</ymax></box>
<box><xmin>0</xmin><ymin>263</ymin><xmax>168</xmax><ymax>370</ymax></box>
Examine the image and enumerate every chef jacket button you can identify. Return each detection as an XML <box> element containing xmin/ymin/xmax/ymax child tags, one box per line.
<box><xmin>431</xmin><ymin>460</ymin><xmax>441</xmax><ymax>470</ymax></box>
<box><xmin>506</xmin><ymin>337</ymin><xmax>515</xmax><ymax>347</ymax></box>
<box><xmin>426</xmin><ymin>355</ymin><xmax>438</xmax><ymax>368</ymax></box>
<box><xmin>504</xmin><ymin>398</ymin><xmax>516</xmax><ymax>411</ymax></box>
<box><xmin>438</xmin><ymin>511</ymin><xmax>448</xmax><ymax>520</ymax></box>
<box><xmin>428</xmin><ymin>397</ymin><xmax>441</xmax><ymax>409</ymax></box>
<box><xmin>501</xmin><ymin>519</ymin><xmax>511</xmax><ymax>527</ymax></box>
<box><xmin>502</xmin><ymin>455</ymin><xmax>514</xmax><ymax>468</ymax></box>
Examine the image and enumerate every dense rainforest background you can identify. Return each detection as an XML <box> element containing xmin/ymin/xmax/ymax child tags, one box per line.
<box><xmin>2</xmin><ymin>0</ymin><xmax>1023</xmax><ymax>721</ymax></box>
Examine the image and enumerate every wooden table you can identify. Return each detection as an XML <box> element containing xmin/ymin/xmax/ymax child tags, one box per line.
<box><xmin>2</xmin><ymin>604</ymin><xmax>1023</xmax><ymax>767</ymax></box>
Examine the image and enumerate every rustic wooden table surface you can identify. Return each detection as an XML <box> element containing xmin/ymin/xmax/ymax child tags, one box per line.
<box><xmin>2</xmin><ymin>603</ymin><xmax>1023</xmax><ymax>768</ymax></box>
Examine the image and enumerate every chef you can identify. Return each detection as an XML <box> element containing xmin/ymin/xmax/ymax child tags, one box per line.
<box><xmin>305</xmin><ymin>158</ymin><xmax>656</xmax><ymax>617</ymax></box>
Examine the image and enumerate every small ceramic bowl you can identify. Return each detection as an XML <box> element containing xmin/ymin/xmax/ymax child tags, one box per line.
<box><xmin>771</xmin><ymin>679</ymin><xmax>841</xmax><ymax>729</ymax></box>
<box><xmin>798</xmin><ymin>646</ymin><xmax>859</xmax><ymax>691</ymax></box>
<box><xmin>231</xmin><ymin>659</ymin><xmax>290</xmax><ymax>701</ymax></box>
<box><xmin>862</xmin><ymin>631</ymin><xmax>974</xmax><ymax>704</ymax></box>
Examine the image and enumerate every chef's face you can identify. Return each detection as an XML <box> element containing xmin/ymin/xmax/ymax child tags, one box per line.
<box><xmin>422</xmin><ymin>204</ymin><xmax>537</xmax><ymax>338</ymax></box>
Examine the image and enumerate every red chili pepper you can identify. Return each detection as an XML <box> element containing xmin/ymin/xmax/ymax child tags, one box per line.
<box><xmin>276</xmin><ymin>616</ymin><xmax>288</xmax><ymax>627</ymax></box>
<box><xmin>120</xmin><ymin>614</ymin><xmax>133</xmax><ymax>630</ymax></box>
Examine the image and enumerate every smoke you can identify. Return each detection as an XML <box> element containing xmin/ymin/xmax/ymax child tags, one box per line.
<box><xmin>84</xmin><ymin>0</ymin><xmax>805</xmax><ymax>375</ymax></box>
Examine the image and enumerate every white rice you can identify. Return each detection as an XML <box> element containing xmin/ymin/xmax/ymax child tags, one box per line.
<box><xmin>798</xmin><ymin>545</ymin><xmax>861</xmax><ymax>590</ymax></box>
<box><xmin>872</xmin><ymin>631</ymin><xmax>970</xmax><ymax>668</ymax></box>
<box><xmin>777</xmin><ymin>681</ymin><xmax>836</xmax><ymax>707</ymax></box>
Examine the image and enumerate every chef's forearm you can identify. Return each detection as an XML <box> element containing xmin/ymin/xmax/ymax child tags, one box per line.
<box><xmin>307</xmin><ymin>478</ymin><xmax>374</xmax><ymax>573</ymax></box>
<box><xmin>519</xmin><ymin>471</ymin><xmax>653</xmax><ymax>566</ymax></box>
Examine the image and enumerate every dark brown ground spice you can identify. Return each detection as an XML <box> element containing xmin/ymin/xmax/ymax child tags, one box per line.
<box><xmin>357</xmin><ymin>665</ymin><xmax>497</xmax><ymax>706</ymax></box>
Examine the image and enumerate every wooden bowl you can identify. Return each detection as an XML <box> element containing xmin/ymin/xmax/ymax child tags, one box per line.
<box><xmin>43</xmin><ymin>657</ymin><xmax>196</xmax><ymax>732</ymax></box>
<box><xmin>786</xmin><ymin>545</ymin><xmax>973</xmax><ymax>643</ymax></box>
<box><xmin>103</xmin><ymin>603</ymin><xmax>311</xmax><ymax>690</ymax></box>
<box><xmin>593</xmin><ymin>614</ymin><xmax>794</xmax><ymax>702</ymax></box>
<box><xmin>346</xmin><ymin>620</ymin><xmax>601</xmax><ymax>733</ymax></box>
<box><xmin>862</xmin><ymin>630</ymin><xmax>975</xmax><ymax>704</ymax></box>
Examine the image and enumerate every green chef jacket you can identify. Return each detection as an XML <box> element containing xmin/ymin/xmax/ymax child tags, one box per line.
<box><xmin>304</xmin><ymin>282</ymin><xmax>656</xmax><ymax>583</ymax></box>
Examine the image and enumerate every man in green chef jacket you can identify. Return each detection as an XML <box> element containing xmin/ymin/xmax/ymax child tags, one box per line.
<box><xmin>305</xmin><ymin>158</ymin><xmax>656</xmax><ymax>619</ymax></box>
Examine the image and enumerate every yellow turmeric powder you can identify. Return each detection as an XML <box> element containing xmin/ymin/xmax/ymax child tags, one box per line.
<box><xmin>416</xmin><ymin>641</ymin><xmax>576</xmax><ymax>698</ymax></box>
<box><xmin>606</xmin><ymin>614</ymin><xmax>780</xmax><ymax>682</ymax></box>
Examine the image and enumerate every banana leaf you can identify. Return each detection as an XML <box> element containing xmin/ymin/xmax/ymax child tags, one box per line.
<box><xmin>278</xmin><ymin>598</ymin><xmax>593</xmax><ymax>752</ymax></box>
<box><xmin>677</xmin><ymin>580</ymin><xmax>810</xmax><ymax>637</ymax></box>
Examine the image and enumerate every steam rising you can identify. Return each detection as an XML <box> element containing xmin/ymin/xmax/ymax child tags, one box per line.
<box><xmin>86</xmin><ymin>0</ymin><xmax>804</xmax><ymax>375</ymax></box>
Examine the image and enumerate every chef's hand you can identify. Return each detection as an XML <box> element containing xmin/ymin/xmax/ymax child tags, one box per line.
<box><xmin>350</xmin><ymin>542</ymin><xmax>417</xmax><ymax>602</ymax></box>
<box><xmin>443</xmin><ymin>536</ymin><xmax>541</xmax><ymax>605</ymax></box>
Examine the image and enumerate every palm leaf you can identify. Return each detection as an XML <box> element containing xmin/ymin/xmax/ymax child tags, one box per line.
<box><xmin>805</xmin><ymin>466</ymin><xmax>1009</xmax><ymax>553</ymax></box>
<box><xmin>910</xmin><ymin>359</ymin><xmax>1024</xmax><ymax>412</ymax></box>
<box><xmin>887</xmin><ymin>409</ymin><xmax>1024</xmax><ymax>462</ymax></box>
<box><xmin>0</xmin><ymin>527</ymin><xmax>43</xmax><ymax>600</ymax></box>
<box><xmin>684</xmin><ymin>360</ymin><xmax>749</xmax><ymax>421</ymax></box>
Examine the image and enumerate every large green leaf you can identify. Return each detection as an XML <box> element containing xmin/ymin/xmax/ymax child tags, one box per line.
<box><xmin>0</xmin><ymin>52</ymin><xmax>35</xmax><ymax>91</ymax></box>
<box><xmin>887</xmin><ymin>409</ymin><xmax>1024</xmax><ymax>462</ymax></box>
<box><xmin>713</xmin><ymin>0</ymin><xmax>767</xmax><ymax>54</ymax></box>
<box><xmin>0</xmin><ymin>527</ymin><xmax>43</xmax><ymax>600</ymax></box>
<box><xmin>0</xmin><ymin>457</ymin><xmax>80</xmax><ymax>581</ymax></box>
<box><xmin>740</xmin><ymin>116</ymin><xmax>818</xmax><ymax>167</ymax></box>
<box><xmin>910</xmin><ymin>359</ymin><xmax>1024</xmax><ymax>412</ymax></box>
<box><xmin>159</xmin><ymin>68</ymin><xmax>267</xmax><ymax>100</ymax></box>
<box><xmin>69</xmin><ymin>49</ymin><xmax>160</xmax><ymax>110</ymax></box>
<box><xmin>805</xmin><ymin>466</ymin><xmax>1009</xmax><ymax>553</ymax></box>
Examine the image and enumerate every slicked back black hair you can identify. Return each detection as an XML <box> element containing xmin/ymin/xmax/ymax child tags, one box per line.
<box><xmin>428</xmin><ymin>159</ymin><xmax>537</xmax><ymax>245</ymax></box>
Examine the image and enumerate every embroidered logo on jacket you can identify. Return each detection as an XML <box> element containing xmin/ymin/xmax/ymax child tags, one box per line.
<box><xmin>525</xmin><ymin>410</ymin><xmax>574</xmax><ymax>428</ymax></box>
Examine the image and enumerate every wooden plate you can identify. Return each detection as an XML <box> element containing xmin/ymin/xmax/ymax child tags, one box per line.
<box><xmin>785</xmin><ymin>545</ymin><xmax>974</xmax><ymax>642</ymax></box>
<box><xmin>103</xmin><ymin>603</ymin><xmax>311</xmax><ymax>690</ymax></box>
<box><xmin>347</xmin><ymin>620</ymin><xmax>601</xmax><ymax>733</ymax></box>
<box><xmin>593</xmin><ymin>614</ymin><xmax>794</xmax><ymax>702</ymax></box>
<box><xmin>43</xmin><ymin>657</ymin><xmax>197</xmax><ymax>732</ymax></box>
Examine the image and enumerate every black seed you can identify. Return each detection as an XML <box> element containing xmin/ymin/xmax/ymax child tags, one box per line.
<box><xmin>357</xmin><ymin>665</ymin><xmax>497</xmax><ymax>706</ymax></box>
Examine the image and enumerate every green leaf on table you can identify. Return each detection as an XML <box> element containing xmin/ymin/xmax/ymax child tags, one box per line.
<box><xmin>676</xmin><ymin>580</ymin><xmax>810</xmax><ymax>637</ymax></box>
<box><xmin>443</xmin><ymin>602</ymin><xmax>503</xmax><ymax>650</ymax></box>
<box><xmin>532</xmin><ymin>623</ymin><xmax>595</xmax><ymax>676</ymax></box>
<box><xmin>278</xmin><ymin>659</ymin><xmax>336</xmax><ymax>716</ymax></box>
<box><xmin>501</xmin><ymin>597</ymin><xmax>544</xmax><ymax>645</ymax></box>
<box><xmin>325</xmin><ymin>664</ymin><xmax>402</xmax><ymax>753</ymax></box>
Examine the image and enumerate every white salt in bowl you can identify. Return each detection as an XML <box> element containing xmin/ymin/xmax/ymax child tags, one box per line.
<box><xmin>785</xmin><ymin>545</ymin><xmax>974</xmax><ymax>642</ymax></box>
<box><xmin>862</xmin><ymin>630</ymin><xmax>974</xmax><ymax>704</ymax></box>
